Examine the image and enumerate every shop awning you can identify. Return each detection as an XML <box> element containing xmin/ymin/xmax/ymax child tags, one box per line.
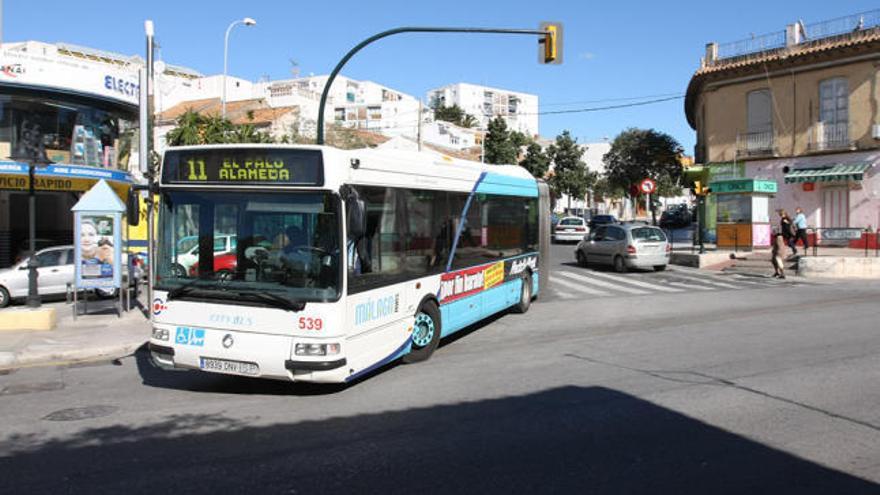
<box><xmin>0</xmin><ymin>161</ymin><xmax>133</xmax><ymax>198</ymax></box>
<box><xmin>784</xmin><ymin>163</ymin><xmax>873</xmax><ymax>183</ymax></box>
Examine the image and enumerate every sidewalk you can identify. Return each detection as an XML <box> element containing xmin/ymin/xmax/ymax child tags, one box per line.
<box><xmin>0</xmin><ymin>295</ymin><xmax>150</xmax><ymax>371</ymax></box>
<box><xmin>671</xmin><ymin>246</ymin><xmax>880</xmax><ymax>278</ymax></box>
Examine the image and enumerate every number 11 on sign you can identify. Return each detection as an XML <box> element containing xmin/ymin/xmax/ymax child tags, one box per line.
<box><xmin>187</xmin><ymin>159</ymin><xmax>208</xmax><ymax>181</ymax></box>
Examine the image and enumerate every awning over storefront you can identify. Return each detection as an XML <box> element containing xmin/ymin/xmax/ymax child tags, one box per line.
<box><xmin>784</xmin><ymin>163</ymin><xmax>873</xmax><ymax>183</ymax></box>
<box><xmin>0</xmin><ymin>161</ymin><xmax>133</xmax><ymax>198</ymax></box>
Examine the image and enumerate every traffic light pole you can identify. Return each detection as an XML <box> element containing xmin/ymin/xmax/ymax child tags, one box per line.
<box><xmin>315</xmin><ymin>26</ymin><xmax>550</xmax><ymax>145</ymax></box>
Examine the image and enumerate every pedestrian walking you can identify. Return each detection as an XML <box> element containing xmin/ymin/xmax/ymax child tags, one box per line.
<box><xmin>771</xmin><ymin>230</ymin><xmax>786</xmax><ymax>279</ymax></box>
<box><xmin>778</xmin><ymin>209</ymin><xmax>796</xmax><ymax>256</ymax></box>
<box><xmin>792</xmin><ymin>207</ymin><xmax>809</xmax><ymax>255</ymax></box>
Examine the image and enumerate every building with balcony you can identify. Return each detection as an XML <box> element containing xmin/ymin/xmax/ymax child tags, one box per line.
<box><xmin>685</xmin><ymin>10</ymin><xmax>880</xmax><ymax>234</ymax></box>
<box><xmin>427</xmin><ymin>83</ymin><xmax>539</xmax><ymax>137</ymax></box>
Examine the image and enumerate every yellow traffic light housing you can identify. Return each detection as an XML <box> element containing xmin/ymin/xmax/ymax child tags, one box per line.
<box><xmin>539</xmin><ymin>22</ymin><xmax>563</xmax><ymax>64</ymax></box>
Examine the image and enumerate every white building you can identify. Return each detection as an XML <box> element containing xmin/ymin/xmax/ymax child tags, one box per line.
<box><xmin>426</xmin><ymin>82</ymin><xmax>539</xmax><ymax>137</ymax></box>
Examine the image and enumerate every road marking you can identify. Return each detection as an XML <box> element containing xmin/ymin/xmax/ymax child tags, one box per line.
<box><xmin>556</xmin><ymin>271</ymin><xmax>649</xmax><ymax>295</ymax></box>
<box><xmin>668</xmin><ymin>281</ymin><xmax>713</xmax><ymax>291</ymax></box>
<box><xmin>581</xmin><ymin>269</ymin><xmax>683</xmax><ymax>292</ymax></box>
<box><xmin>549</xmin><ymin>276</ymin><xmax>607</xmax><ymax>296</ymax></box>
<box><xmin>664</xmin><ymin>272</ymin><xmax>740</xmax><ymax>289</ymax></box>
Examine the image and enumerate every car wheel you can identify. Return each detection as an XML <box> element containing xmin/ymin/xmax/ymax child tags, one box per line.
<box><xmin>96</xmin><ymin>288</ymin><xmax>119</xmax><ymax>299</ymax></box>
<box><xmin>216</xmin><ymin>270</ymin><xmax>233</xmax><ymax>283</ymax></box>
<box><xmin>170</xmin><ymin>263</ymin><xmax>187</xmax><ymax>278</ymax></box>
<box><xmin>614</xmin><ymin>255</ymin><xmax>627</xmax><ymax>273</ymax></box>
<box><xmin>403</xmin><ymin>301</ymin><xmax>442</xmax><ymax>364</ymax></box>
<box><xmin>576</xmin><ymin>250</ymin><xmax>588</xmax><ymax>268</ymax></box>
<box><xmin>0</xmin><ymin>286</ymin><xmax>10</xmax><ymax>308</ymax></box>
<box><xmin>511</xmin><ymin>272</ymin><xmax>532</xmax><ymax>314</ymax></box>
<box><xmin>653</xmin><ymin>265</ymin><xmax>667</xmax><ymax>272</ymax></box>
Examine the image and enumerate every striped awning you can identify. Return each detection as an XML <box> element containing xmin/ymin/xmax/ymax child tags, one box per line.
<box><xmin>784</xmin><ymin>163</ymin><xmax>872</xmax><ymax>183</ymax></box>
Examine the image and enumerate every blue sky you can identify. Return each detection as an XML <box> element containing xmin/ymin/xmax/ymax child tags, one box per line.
<box><xmin>5</xmin><ymin>0</ymin><xmax>878</xmax><ymax>153</ymax></box>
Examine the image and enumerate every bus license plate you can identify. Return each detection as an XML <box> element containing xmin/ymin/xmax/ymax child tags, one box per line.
<box><xmin>199</xmin><ymin>357</ymin><xmax>259</xmax><ymax>376</ymax></box>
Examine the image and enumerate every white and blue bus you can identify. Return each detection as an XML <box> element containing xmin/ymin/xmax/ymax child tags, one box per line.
<box><xmin>147</xmin><ymin>144</ymin><xmax>550</xmax><ymax>383</ymax></box>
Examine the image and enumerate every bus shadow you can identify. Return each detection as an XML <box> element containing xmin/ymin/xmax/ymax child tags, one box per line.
<box><xmin>134</xmin><ymin>312</ymin><xmax>514</xmax><ymax>395</ymax></box>
<box><xmin>3</xmin><ymin>385</ymin><xmax>877</xmax><ymax>493</ymax></box>
<box><xmin>132</xmin><ymin>345</ymin><xmax>350</xmax><ymax>396</ymax></box>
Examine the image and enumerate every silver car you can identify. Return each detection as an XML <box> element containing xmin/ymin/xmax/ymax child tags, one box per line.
<box><xmin>575</xmin><ymin>223</ymin><xmax>670</xmax><ymax>272</ymax></box>
<box><xmin>0</xmin><ymin>245</ymin><xmax>143</xmax><ymax>308</ymax></box>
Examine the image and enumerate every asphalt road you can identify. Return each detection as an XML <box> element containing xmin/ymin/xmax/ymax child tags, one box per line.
<box><xmin>1</xmin><ymin>244</ymin><xmax>879</xmax><ymax>494</ymax></box>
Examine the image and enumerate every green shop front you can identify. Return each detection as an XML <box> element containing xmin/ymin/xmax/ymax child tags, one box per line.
<box><xmin>708</xmin><ymin>179</ymin><xmax>777</xmax><ymax>249</ymax></box>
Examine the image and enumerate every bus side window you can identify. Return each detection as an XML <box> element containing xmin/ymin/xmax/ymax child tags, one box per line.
<box><xmin>348</xmin><ymin>186</ymin><xmax>406</xmax><ymax>290</ymax></box>
<box><xmin>403</xmin><ymin>189</ymin><xmax>448</xmax><ymax>276</ymax></box>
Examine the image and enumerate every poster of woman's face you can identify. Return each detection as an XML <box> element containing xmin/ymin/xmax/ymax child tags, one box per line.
<box><xmin>80</xmin><ymin>216</ymin><xmax>114</xmax><ymax>279</ymax></box>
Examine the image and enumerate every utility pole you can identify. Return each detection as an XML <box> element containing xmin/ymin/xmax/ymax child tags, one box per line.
<box><xmin>144</xmin><ymin>20</ymin><xmax>156</xmax><ymax>308</ymax></box>
<box><xmin>417</xmin><ymin>100</ymin><xmax>423</xmax><ymax>152</ymax></box>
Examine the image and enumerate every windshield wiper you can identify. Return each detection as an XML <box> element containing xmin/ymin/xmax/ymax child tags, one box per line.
<box><xmin>166</xmin><ymin>279</ymin><xmax>204</xmax><ymax>300</ymax></box>
<box><xmin>236</xmin><ymin>291</ymin><xmax>306</xmax><ymax>313</ymax></box>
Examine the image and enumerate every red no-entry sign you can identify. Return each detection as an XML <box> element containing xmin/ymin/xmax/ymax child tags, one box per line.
<box><xmin>640</xmin><ymin>178</ymin><xmax>656</xmax><ymax>195</ymax></box>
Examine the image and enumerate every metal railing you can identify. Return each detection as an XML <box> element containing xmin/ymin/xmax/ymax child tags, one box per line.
<box><xmin>717</xmin><ymin>30</ymin><xmax>786</xmax><ymax>59</ymax></box>
<box><xmin>736</xmin><ymin>130</ymin><xmax>775</xmax><ymax>157</ymax></box>
<box><xmin>802</xmin><ymin>10</ymin><xmax>880</xmax><ymax>41</ymax></box>
<box><xmin>715</xmin><ymin>9</ymin><xmax>880</xmax><ymax>61</ymax></box>
<box><xmin>807</xmin><ymin>227</ymin><xmax>879</xmax><ymax>257</ymax></box>
<box><xmin>808</xmin><ymin>122</ymin><xmax>852</xmax><ymax>152</ymax></box>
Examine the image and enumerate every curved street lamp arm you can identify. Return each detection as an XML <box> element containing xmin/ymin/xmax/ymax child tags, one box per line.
<box><xmin>315</xmin><ymin>26</ymin><xmax>548</xmax><ymax>145</ymax></box>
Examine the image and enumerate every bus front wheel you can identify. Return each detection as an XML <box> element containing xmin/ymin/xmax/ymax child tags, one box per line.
<box><xmin>403</xmin><ymin>301</ymin><xmax>441</xmax><ymax>364</ymax></box>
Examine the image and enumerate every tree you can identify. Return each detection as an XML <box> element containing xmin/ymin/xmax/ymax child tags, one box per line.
<box><xmin>432</xmin><ymin>104</ymin><xmax>479</xmax><ymax>129</ymax></box>
<box><xmin>547</xmin><ymin>131</ymin><xmax>596</xmax><ymax>209</ymax></box>
<box><xmin>602</xmin><ymin>128</ymin><xmax>684</xmax><ymax>221</ymax></box>
<box><xmin>460</xmin><ymin>114</ymin><xmax>478</xmax><ymax>128</ymax></box>
<box><xmin>483</xmin><ymin>116</ymin><xmax>518</xmax><ymax>164</ymax></box>
<box><xmin>519</xmin><ymin>142</ymin><xmax>550</xmax><ymax>179</ymax></box>
<box><xmin>165</xmin><ymin>110</ymin><xmax>274</xmax><ymax>146</ymax></box>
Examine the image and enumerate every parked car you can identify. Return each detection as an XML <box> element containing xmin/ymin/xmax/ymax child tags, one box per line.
<box><xmin>171</xmin><ymin>234</ymin><xmax>237</xmax><ymax>278</ymax></box>
<box><xmin>588</xmin><ymin>214</ymin><xmax>619</xmax><ymax>231</ymax></box>
<box><xmin>553</xmin><ymin>216</ymin><xmax>589</xmax><ymax>243</ymax></box>
<box><xmin>189</xmin><ymin>252</ymin><xmax>237</xmax><ymax>281</ymax></box>
<box><xmin>0</xmin><ymin>245</ymin><xmax>141</xmax><ymax>308</ymax></box>
<box><xmin>575</xmin><ymin>224</ymin><xmax>670</xmax><ymax>272</ymax></box>
<box><xmin>659</xmin><ymin>205</ymin><xmax>693</xmax><ymax>228</ymax></box>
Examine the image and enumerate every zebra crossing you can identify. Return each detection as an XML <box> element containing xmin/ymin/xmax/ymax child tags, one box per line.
<box><xmin>545</xmin><ymin>266</ymin><xmax>816</xmax><ymax>300</ymax></box>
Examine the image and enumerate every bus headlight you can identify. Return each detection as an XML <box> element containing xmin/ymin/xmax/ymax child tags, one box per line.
<box><xmin>295</xmin><ymin>343</ymin><xmax>341</xmax><ymax>356</ymax></box>
<box><xmin>152</xmin><ymin>328</ymin><xmax>170</xmax><ymax>341</ymax></box>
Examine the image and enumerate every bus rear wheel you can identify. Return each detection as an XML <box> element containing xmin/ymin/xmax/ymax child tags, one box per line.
<box><xmin>403</xmin><ymin>301</ymin><xmax>441</xmax><ymax>364</ymax></box>
<box><xmin>512</xmin><ymin>272</ymin><xmax>532</xmax><ymax>314</ymax></box>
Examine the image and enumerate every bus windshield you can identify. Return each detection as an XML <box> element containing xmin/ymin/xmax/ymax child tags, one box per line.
<box><xmin>156</xmin><ymin>190</ymin><xmax>341</xmax><ymax>304</ymax></box>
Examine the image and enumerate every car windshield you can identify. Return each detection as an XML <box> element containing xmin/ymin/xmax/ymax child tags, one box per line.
<box><xmin>631</xmin><ymin>227</ymin><xmax>667</xmax><ymax>242</ymax></box>
<box><xmin>559</xmin><ymin>218</ymin><xmax>583</xmax><ymax>226</ymax></box>
<box><xmin>157</xmin><ymin>190</ymin><xmax>341</xmax><ymax>302</ymax></box>
<box><xmin>594</xmin><ymin>215</ymin><xmax>615</xmax><ymax>223</ymax></box>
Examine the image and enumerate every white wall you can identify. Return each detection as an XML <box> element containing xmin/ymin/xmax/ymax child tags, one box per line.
<box><xmin>427</xmin><ymin>82</ymin><xmax>539</xmax><ymax>137</ymax></box>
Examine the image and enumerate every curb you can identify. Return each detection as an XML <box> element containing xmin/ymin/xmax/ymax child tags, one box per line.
<box><xmin>0</xmin><ymin>340</ymin><xmax>147</xmax><ymax>371</ymax></box>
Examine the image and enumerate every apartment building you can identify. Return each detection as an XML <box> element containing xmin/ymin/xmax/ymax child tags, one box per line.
<box><xmin>685</xmin><ymin>10</ymin><xmax>880</xmax><ymax>232</ymax></box>
<box><xmin>427</xmin><ymin>82</ymin><xmax>539</xmax><ymax>137</ymax></box>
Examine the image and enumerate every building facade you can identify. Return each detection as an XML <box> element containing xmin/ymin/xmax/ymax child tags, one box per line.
<box><xmin>685</xmin><ymin>10</ymin><xmax>880</xmax><ymax>237</ymax></box>
<box><xmin>0</xmin><ymin>41</ymin><xmax>198</xmax><ymax>267</ymax></box>
<box><xmin>427</xmin><ymin>82</ymin><xmax>539</xmax><ymax>137</ymax></box>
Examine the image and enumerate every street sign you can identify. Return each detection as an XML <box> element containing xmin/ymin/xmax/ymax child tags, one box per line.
<box><xmin>640</xmin><ymin>178</ymin><xmax>656</xmax><ymax>195</ymax></box>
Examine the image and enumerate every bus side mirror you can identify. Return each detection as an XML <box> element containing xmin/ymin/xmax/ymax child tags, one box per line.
<box><xmin>127</xmin><ymin>190</ymin><xmax>140</xmax><ymax>227</ymax></box>
<box><xmin>341</xmin><ymin>185</ymin><xmax>366</xmax><ymax>239</ymax></box>
<box><xmin>347</xmin><ymin>198</ymin><xmax>366</xmax><ymax>239</ymax></box>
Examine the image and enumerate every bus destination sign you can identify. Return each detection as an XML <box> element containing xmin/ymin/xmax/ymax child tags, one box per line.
<box><xmin>162</xmin><ymin>148</ymin><xmax>324</xmax><ymax>186</ymax></box>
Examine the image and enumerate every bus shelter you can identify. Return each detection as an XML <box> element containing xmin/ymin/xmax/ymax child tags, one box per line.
<box><xmin>709</xmin><ymin>179</ymin><xmax>777</xmax><ymax>250</ymax></box>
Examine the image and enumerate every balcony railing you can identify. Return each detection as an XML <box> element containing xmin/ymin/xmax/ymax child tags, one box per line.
<box><xmin>736</xmin><ymin>130</ymin><xmax>775</xmax><ymax>157</ymax></box>
<box><xmin>714</xmin><ymin>9</ymin><xmax>880</xmax><ymax>61</ymax></box>
<box><xmin>808</xmin><ymin>122</ymin><xmax>853</xmax><ymax>152</ymax></box>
